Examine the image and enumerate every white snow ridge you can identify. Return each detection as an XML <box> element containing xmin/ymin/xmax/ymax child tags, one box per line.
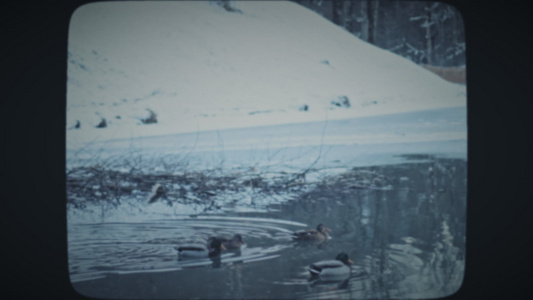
<box><xmin>66</xmin><ymin>0</ymin><xmax>466</xmax><ymax>148</ymax></box>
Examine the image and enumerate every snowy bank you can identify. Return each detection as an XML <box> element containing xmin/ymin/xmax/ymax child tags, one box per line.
<box><xmin>66</xmin><ymin>1</ymin><xmax>466</xmax><ymax>149</ymax></box>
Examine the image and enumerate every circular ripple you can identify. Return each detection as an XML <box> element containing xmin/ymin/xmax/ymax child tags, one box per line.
<box><xmin>68</xmin><ymin>216</ymin><xmax>308</xmax><ymax>282</ymax></box>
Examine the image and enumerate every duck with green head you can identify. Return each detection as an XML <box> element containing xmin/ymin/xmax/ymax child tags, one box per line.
<box><xmin>308</xmin><ymin>252</ymin><xmax>354</xmax><ymax>277</ymax></box>
<box><xmin>175</xmin><ymin>237</ymin><xmax>226</xmax><ymax>259</ymax></box>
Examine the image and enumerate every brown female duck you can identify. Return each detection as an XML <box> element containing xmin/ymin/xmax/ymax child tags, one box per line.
<box><xmin>208</xmin><ymin>234</ymin><xmax>246</xmax><ymax>250</ymax></box>
<box><xmin>292</xmin><ymin>223</ymin><xmax>331</xmax><ymax>242</ymax></box>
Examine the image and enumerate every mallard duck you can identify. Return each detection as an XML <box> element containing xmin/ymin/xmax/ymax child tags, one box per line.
<box><xmin>292</xmin><ymin>223</ymin><xmax>331</xmax><ymax>241</ymax></box>
<box><xmin>174</xmin><ymin>237</ymin><xmax>226</xmax><ymax>258</ymax></box>
<box><xmin>308</xmin><ymin>252</ymin><xmax>353</xmax><ymax>277</ymax></box>
<box><xmin>209</xmin><ymin>234</ymin><xmax>246</xmax><ymax>250</ymax></box>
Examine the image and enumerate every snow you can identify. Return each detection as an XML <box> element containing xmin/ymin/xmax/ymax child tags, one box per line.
<box><xmin>66</xmin><ymin>0</ymin><xmax>466</xmax><ymax>149</ymax></box>
<box><xmin>66</xmin><ymin>1</ymin><xmax>467</xmax><ymax>224</ymax></box>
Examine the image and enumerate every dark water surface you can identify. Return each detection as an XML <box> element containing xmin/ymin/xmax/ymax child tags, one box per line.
<box><xmin>70</xmin><ymin>157</ymin><xmax>466</xmax><ymax>299</ymax></box>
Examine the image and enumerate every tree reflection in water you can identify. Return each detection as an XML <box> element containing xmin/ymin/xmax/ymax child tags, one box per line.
<box><xmin>291</xmin><ymin>157</ymin><xmax>466</xmax><ymax>299</ymax></box>
<box><xmin>70</xmin><ymin>158</ymin><xmax>466</xmax><ymax>299</ymax></box>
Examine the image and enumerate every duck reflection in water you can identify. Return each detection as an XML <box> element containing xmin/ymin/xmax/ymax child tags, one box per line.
<box><xmin>210</xmin><ymin>255</ymin><xmax>222</xmax><ymax>268</ymax></box>
<box><xmin>308</xmin><ymin>277</ymin><xmax>350</xmax><ymax>291</ymax></box>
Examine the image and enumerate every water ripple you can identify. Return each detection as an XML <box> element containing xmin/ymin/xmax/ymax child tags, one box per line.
<box><xmin>68</xmin><ymin>216</ymin><xmax>307</xmax><ymax>283</ymax></box>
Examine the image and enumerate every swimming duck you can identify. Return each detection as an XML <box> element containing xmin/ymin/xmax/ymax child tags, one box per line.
<box><xmin>209</xmin><ymin>234</ymin><xmax>246</xmax><ymax>250</ymax></box>
<box><xmin>292</xmin><ymin>223</ymin><xmax>331</xmax><ymax>241</ymax></box>
<box><xmin>308</xmin><ymin>252</ymin><xmax>353</xmax><ymax>277</ymax></box>
<box><xmin>175</xmin><ymin>237</ymin><xmax>226</xmax><ymax>258</ymax></box>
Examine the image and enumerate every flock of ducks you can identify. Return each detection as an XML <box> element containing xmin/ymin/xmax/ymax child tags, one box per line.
<box><xmin>174</xmin><ymin>223</ymin><xmax>354</xmax><ymax>277</ymax></box>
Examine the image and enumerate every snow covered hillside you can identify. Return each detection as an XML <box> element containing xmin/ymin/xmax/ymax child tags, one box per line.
<box><xmin>66</xmin><ymin>0</ymin><xmax>466</xmax><ymax>148</ymax></box>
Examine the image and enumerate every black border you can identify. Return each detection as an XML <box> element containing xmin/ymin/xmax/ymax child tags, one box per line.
<box><xmin>2</xmin><ymin>0</ymin><xmax>532</xmax><ymax>299</ymax></box>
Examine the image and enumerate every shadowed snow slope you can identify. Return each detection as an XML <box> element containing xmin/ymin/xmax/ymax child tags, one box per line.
<box><xmin>67</xmin><ymin>1</ymin><xmax>466</xmax><ymax>148</ymax></box>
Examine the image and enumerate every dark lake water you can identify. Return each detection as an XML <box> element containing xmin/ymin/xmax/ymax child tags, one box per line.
<box><xmin>69</xmin><ymin>157</ymin><xmax>466</xmax><ymax>299</ymax></box>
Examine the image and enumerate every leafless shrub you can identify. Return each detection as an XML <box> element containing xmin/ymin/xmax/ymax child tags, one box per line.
<box><xmin>66</xmin><ymin>114</ymin><xmax>390</xmax><ymax>214</ymax></box>
<box><xmin>66</xmin><ymin>152</ymin><xmax>315</xmax><ymax>212</ymax></box>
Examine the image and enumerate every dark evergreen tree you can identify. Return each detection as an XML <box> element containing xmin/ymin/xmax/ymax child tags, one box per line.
<box><xmin>291</xmin><ymin>0</ymin><xmax>465</xmax><ymax>67</ymax></box>
<box><xmin>332</xmin><ymin>0</ymin><xmax>344</xmax><ymax>26</ymax></box>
